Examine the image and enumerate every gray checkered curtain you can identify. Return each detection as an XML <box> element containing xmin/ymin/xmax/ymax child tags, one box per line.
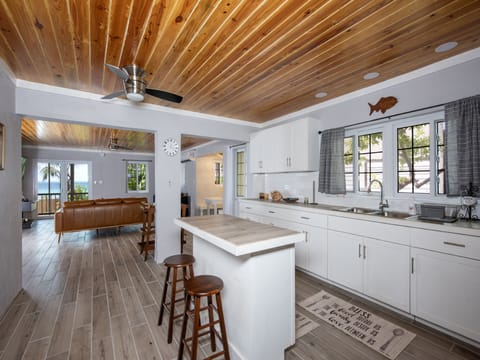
<box><xmin>318</xmin><ymin>127</ymin><xmax>346</xmax><ymax>194</ymax></box>
<box><xmin>445</xmin><ymin>94</ymin><xmax>480</xmax><ymax>196</ymax></box>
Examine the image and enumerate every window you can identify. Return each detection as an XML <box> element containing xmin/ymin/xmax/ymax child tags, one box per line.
<box><xmin>344</xmin><ymin>137</ymin><xmax>354</xmax><ymax>192</ymax></box>
<box><xmin>214</xmin><ymin>162</ymin><xmax>223</xmax><ymax>185</ymax></box>
<box><xmin>397</xmin><ymin>123</ymin><xmax>430</xmax><ymax>193</ymax></box>
<box><xmin>358</xmin><ymin>132</ymin><xmax>383</xmax><ymax>191</ymax></box>
<box><xmin>235</xmin><ymin>148</ymin><xmax>247</xmax><ymax>198</ymax></box>
<box><xmin>436</xmin><ymin>121</ymin><xmax>446</xmax><ymax>194</ymax></box>
<box><xmin>127</xmin><ymin>161</ymin><xmax>148</xmax><ymax>192</ymax></box>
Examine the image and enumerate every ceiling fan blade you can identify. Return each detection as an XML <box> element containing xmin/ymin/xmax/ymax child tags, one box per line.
<box><xmin>145</xmin><ymin>88</ymin><xmax>183</xmax><ymax>103</ymax></box>
<box><xmin>101</xmin><ymin>90</ymin><xmax>125</xmax><ymax>100</ymax></box>
<box><xmin>105</xmin><ymin>63</ymin><xmax>129</xmax><ymax>81</ymax></box>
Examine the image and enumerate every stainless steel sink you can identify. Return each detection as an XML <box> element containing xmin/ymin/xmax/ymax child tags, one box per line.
<box><xmin>337</xmin><ymin>207</ymin><xmax>376</xmax><ymax>214</ymax></box>
<box><xmin>336</xmin><ymin>207</ymin><xmax>410</xmax><ymax>219</ymax></box>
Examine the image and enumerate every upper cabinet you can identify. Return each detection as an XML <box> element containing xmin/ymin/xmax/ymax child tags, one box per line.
<box><xmin>249</xmin><ymin>118</ymin><xmax>318</xmax><ymax>173</ymax></box>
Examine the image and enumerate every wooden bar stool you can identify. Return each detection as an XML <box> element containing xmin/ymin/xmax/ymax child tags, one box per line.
<box><xmin>139</xmin><ymin>203</ymin><xmax>155</xmax><ymax>261</ymax></box>
<box><xmin>178</xmin><ymin>275</ymin><xmax>230</xmax><ymax>360</ymax></box>
<box><xmin>158</xmin><ymin>254</ymin><xmax>195</xmax><ymax>343</ymax></box>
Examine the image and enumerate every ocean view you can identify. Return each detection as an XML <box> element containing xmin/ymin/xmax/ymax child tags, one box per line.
<box><xmin>37</xmin><ymin>181</ymin><xmax>89</xmax><ymax>194</ymax></box>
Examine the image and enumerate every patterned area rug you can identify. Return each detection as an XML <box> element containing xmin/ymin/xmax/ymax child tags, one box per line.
<box><xmin>298</xmin><ymin>290</ymin><xmax>415</xmax><ymax>360</ymax></box>
<box><xmin>295</xmin><ymin>311</ymin><xmax>319</xmax><ymax>339</ymax></box>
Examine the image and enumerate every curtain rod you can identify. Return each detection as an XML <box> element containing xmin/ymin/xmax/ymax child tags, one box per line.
<box><xmin>229</xmin><ymin>142</ymin><xmax>247</xmax><ymax>149</ymax></box>
<box><xmin>317</xmin><ymin>102</ymin><xmax>446</xmax><ymax>134</ymax></box>
<box><xmin>121</xmin><ymin>159</ymin><xmax>153</xmax><ymax>162</ymax></box>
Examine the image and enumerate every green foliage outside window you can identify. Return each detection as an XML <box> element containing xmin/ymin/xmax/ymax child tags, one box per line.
<box><xmin>127</xmin><ymin>162</ymin><xmax>148</xmax><ymax>192</ymax></box>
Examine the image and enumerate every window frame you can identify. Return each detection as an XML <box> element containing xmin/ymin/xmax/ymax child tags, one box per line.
<box><xmin>391</xmin><ymin>111</ymin><xmax>445</xmax><ymax>199</ymax></box>
<box><xmin>126</xmin><ymin>161</ymin><xmax>149</xmax><ymax>193</ymax></box>
<box><xmin>234</xmin><ymin>147</ymin><xmax>247</xmax><ymax>199</ymax></box>
<box><xmin>345</xmin><ymin>126</ymin><xmax>383</xmax><ymax>193</ymax></box>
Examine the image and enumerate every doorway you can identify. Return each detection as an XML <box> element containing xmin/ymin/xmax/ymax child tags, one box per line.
<box><xmin>36</xmin><ymin>160</ymin><xmax>91</xmax><ymax>215</ymax></box>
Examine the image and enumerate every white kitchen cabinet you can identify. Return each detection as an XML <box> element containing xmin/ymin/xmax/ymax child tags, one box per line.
<box><xmin>249</xmin><ymin>131</ymin><xmax>266</xmax><ymax>173</ymax></box>
<box><xmin>327</xmin><ymin>228</ymin><xmax>410</xmax><ymax>312</ymax></box>
<box><xmin>248</xmin><ymin>118</ymin><xmax>318</xmax><ymax>173</ymax></box>
<box><xmin>327</xmin><ymin>230</ymin><xmax>364</xmax><ymax>292</ymax></box>
<box><xmin>364</xmin><ymin>237</ymin><xmax>410</xmax><ymax>312</ymax></box>
<box><xmin>411</xmin><ymin>248</ymin><xmax>480</xmax><ymax>342</ymax></box>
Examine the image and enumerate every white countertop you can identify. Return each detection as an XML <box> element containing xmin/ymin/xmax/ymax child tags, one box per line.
<box><xmin>242</xmin><ymin>199</ymin><xmax>480</xmax><ymax>237</ymax></box>
<box><xmin>174</xmin><ymin>214</ymin><xmax>304</xmax><ymax>256</ymax></box>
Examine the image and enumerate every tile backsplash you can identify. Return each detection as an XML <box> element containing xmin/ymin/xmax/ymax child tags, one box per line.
<box><xmin>250</xmin><ymin>172</ymin><xmax>478</xmax><ymax>217</ymax></box>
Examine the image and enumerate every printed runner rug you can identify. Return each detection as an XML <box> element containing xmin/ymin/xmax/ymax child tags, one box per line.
<box><xmin>295</xmin><ymin>311</ymin><xmax>319</xmax><ymax>339</ymax></box>
<box><xmin>298</xmin><ymin>290</ymin><xmax>415</xmax><ymax>360</ymax></box>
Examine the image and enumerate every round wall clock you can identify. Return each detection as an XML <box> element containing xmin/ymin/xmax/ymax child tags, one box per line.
<box><xmin>163</xmin><ymin>138</ymin><xmax>179</xmax><ymax>156</ymax></box>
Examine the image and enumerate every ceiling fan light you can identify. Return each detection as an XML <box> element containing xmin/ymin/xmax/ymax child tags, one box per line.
<box><xmin>315</xmin><ymin>92</ymin><xmax>328</xmax><ymax>98</ymax></box>
<box><xmin>126</xmin><ymin>92</ymin><xmax>145</xmax><ymax>102</ymax></box>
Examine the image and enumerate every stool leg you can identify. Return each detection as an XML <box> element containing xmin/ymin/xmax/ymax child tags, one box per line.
<box><xmin>207</xmin><ymin>295</ymin><xmax>216</xmax><ymax>352</ymax></box>
<box><xmin>158</xmin><ymin>266</ymin><xmax>171</xmax><ymax>326</ymax></box>
<box><xmin>188</xmin><ymin>264</ymin><xmax>194</xmax><ymax>279</ymax></box>
<box><xmin>216</xmin><ymin>293</ymin><xmax>230</xmax><ymax>360</ymax></box>
<box><xmin>191</xmin><ymin>296</ymin><xmax>201</xmax><ymax>360</ymax></box>
<box><xmin>167</xmin><ymin>267</ymin><xmax>178</xmax><ymax>343</ymax></box>
<box><xmin>178</xmin><ymin>294</ymin><xmax>191</xmax><ymax>360</ymax></box>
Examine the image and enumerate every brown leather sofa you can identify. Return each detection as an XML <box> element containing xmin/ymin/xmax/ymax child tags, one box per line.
<box><xmin>54</xmin><ymin>197</ymin><xmax>147</xmax><ymax>242</ymax></box>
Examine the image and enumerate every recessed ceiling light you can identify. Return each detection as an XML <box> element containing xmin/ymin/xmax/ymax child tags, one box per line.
<box><xmin>315</xmin><ymin>92</ymin><xmax>328</xmax><ymax>98</ymax></box>
<box><xmin>435</xmin><ymin>41</ymin><xmax>458</xmax><ymax>53</ymax></box>
<box><xmin>363</xmin><ymin>72</ymin><xmax>379</xmax><ymax>80</ymax></box>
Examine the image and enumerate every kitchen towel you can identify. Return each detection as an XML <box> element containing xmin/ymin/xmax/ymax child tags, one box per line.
<box><xmin>299</xmin><ymin>290</ymin><xmax>415</xmax><ymax>359</ymax></box>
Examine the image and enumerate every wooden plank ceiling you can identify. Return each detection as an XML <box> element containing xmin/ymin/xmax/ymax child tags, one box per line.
<box><xmin>1</xmin><ymin>0</ymin><xmax>480</xmax><ymax>123</ymax></box>
<box><xmin>21</xmin><ymin>119</ymin><xmax>210</xmax><ymax>152</ymax></box>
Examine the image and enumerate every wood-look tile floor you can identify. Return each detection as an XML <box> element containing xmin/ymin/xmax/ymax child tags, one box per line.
<box><xmin>0</xmin><ymin>219</ymin><xmax>479</xmax><ymax>360</ymax></box>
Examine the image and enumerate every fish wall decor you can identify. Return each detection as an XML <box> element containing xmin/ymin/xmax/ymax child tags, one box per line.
<box><xmin>368</xmin><ymin>96</ymin><xmax>398</xmax><ymax>115</ymax></box>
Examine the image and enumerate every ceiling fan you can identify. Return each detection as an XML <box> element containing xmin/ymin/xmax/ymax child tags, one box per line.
<box><xmin>102</xmin><ymin>64</ymin><xmax>183</xmax><ymax>103</ymax></box>
<box><xmin>108</xmin><ymin>137</ymin><xmax>132</xmax><ymax>151</ymax></box>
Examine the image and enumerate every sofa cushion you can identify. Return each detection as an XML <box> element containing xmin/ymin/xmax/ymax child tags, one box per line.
<box><xmin>122</xmin><ymin>197</ymin><xmax>148</xmax><ymax>204</ymax></box>
<box><xmin>63</xmin><ymin>200</ymin><xmax>95</xmax><ymax>208</ymax></box>
<box><xmin>95</xmin><ymin>198</ymin><xmax>122</xmax><ymax>205</ymax></box>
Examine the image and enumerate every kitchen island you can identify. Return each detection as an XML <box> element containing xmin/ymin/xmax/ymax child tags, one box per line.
<box><xmin>174</xmin><ymin>214</ymin><xmax>304</xmax><ymax>360</ymax></box>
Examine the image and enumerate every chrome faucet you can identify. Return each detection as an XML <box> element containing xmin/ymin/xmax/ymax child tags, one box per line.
<box><xmin>368</xmin><ymin>179</ymin><xmax>389</xmax><ymax>213</ymax></box>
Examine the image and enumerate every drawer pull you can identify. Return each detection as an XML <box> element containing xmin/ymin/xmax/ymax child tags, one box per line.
<box><xmin>268</xmin><ymin>210</ymin><xmax>276</xmax><ymax>214</ymax></box>
<box><xmin>443</xmin><ymin>241</ymin><xmax>466</xmax><ymax>248</ymax></box>
<box><xmin>300</xmin><ymin>216</ymin><xmax>310</xmax><ymax>220</ymax></box>
<box><xmin>245</xmin><ymin>207</ymin><xmax>251</xmax><ymax>209</ymax></box>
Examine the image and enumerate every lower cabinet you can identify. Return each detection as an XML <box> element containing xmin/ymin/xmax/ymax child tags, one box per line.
<box><xmin>411</xmin><ymin>248</ymin><xmax>480</xmax><ymax>343</ymax></box>
<box><xmin>327</xmin><ymin>230</ymin><xmax>364</xmax><ymax>292</ymax></box>
<box><xmin>288</xmin><ymin>222</ymin><xmax>327</xmax><ymax>278</ymax></box>
<box><xmin>328</xmin><ymin>230</ymin><xmax>410</xmax><ymax>312</ymax></box>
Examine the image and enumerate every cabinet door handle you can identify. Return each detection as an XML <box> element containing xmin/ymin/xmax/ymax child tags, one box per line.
<box><xmin>300</xmin><ymin>216</ymin><xmax>310</xmax><ymax>220</ymax></box>
<box><xmin>245</xmin><ymin>207</ymin><xmax>252</xmax><ymax>209</ymax></box>
<box><xmin>443</xmin><ymin>241</ymin><xmax>466</xmax><ymax>248</ymax></box>
<box><xmin>411</xmin><ymin>257</ymin><xmax>415</xmax><ymax>274</ymax></box>
<box><xmin>363</xmin><ymin>245</ymin><xmax>366</xmax><ymax>259</ymax></box>
<box><xmin>303</xmin><ymin>230</ymin><xmax>308</xmax><ymax>242</ymax></box>
<box><xmin>358</xmin><ymin>244</ymin><xmax>362</xmax><ymax>258</ymax></box>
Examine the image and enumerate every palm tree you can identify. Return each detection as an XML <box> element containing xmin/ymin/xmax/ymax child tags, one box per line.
<box><xmin>39</xmin><ymin>163</ymin><xmax>60</xmax><ymax>181</ymax></box>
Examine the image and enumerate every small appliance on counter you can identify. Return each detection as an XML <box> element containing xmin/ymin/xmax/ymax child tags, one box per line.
<box><xmin>416</xmin><ymin>203</ymin><xmax>458</xmax><ymax>223</ymax></box>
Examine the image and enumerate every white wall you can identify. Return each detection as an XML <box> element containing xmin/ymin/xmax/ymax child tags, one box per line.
<box><xmin>14</xmin><ymin>82</ymin><xmax>258</xmax><ymax>262</ymax></box>
<box><xmin>252</xmin><ymin>54</ymin><xmax>480</xmax><ymax>213</ymax></box>
<box><xmin>0</xmin><ymin>64</ymin><xmax>22</xmax><ymax>317</ymax></box>
<box><xmin>21</xmin><ymin>146</ymin><xmax>155</xmax><ymax>204</ymax></box>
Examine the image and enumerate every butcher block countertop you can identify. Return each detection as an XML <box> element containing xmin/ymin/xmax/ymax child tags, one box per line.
<box><xmin>174</xmin><ymin>214</ymin><xmax>304</xmax><ymax>256</ymax></box>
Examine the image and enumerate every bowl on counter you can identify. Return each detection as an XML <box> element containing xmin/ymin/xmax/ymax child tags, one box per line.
<box><xmin>282</xmin><ymin>197</ymin><xmax>299</xmax><ymax>203</ymax></box>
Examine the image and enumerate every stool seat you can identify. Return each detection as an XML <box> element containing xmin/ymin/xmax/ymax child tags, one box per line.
<box><xmin>158</xmin><ymin>254</ymin><xmax>195</xmax><ymax>344</ymax></box>
<box><xmin>179</xmin><ymin>275</ymin><xmax>230</xmax><ymax>360</ymax></box>
<box><xmin>165</xmin><ymin>254</ymin><xmax>195</xmax><ymax>267</ymax></box>
<box><xmin>184</xmin><ymin>275</ymin><xmax>223</xmax><ymax>296</ymax></box>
